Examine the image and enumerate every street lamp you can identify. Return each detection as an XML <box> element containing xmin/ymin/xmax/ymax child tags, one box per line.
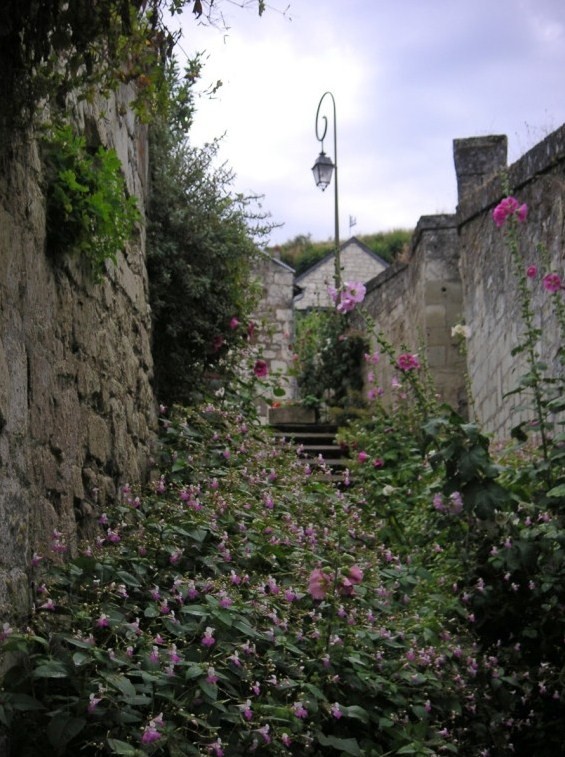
<box><xmin>312</xmin><ymin>91</ymin><xmax>340</xmax><ymax>288</ymax></box>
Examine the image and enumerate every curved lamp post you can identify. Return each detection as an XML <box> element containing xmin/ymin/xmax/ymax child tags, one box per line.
<box><xmin>312</xmin><ymin>91</ymin><xmax>340</xmax><ymax>288</ymax></box>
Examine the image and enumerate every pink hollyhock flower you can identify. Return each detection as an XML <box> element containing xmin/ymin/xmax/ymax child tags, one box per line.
<box><xmin>526</xmin><ymin>265</ymin><xmax>538</xmax><ymax>279</ymax></box>
<box><xmin>543</xmin><ymin>272</ymin><xmax>562</xmax><ymax>293</ymax></box>
<box><xmin>348</xmin><ymin>565</ymin><xmax>364</xmax><ymax>584</ymax></box>
<box><xmin>307</xmin><ymin>568</ymin><xmax>332</xmax><ymax>600</ymax></box>
<box><xmin>492</xmin><ymin>196</ymin><xmax>528</xmax><ymax>227</ymax></box>
<box><xmin>229</xmin><ymin>316</ymin><xmax>240</xmax><ymax>329</ymax></box>
<box><xmin>253</xmin><ymin>359</ymin><xmax>269</xmax><ymax>378</ymax></box>
<box><xmin>337</xmin><ymin>281</ymin><xmax>367</xmax><ymax>313</ymax></box>
<box><xmin>396</xmin><ymin>353</ymin><xmax>420</xmax><ymax>372</ymax></box>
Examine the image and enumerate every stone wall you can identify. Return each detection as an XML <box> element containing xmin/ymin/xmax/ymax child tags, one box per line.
<box><xmin>356</xmin><ymin>124</ymin><xmax>565</xmax><ymax>440</ymax></box>
<box><xmin>251</xmin><ymin>251</ymin><xmax>297</xmax><ymax>416</ymax></box>
<box><xmin>358</xmin><ymin>215</ymin><xmax>466</xmax><ymax>413</ymax></box>
<box><xmin>0</xmin><ymin>85</ymin><xmax>157</xmax><ymax>621</ymax></box>
<box><xmin>455</xmin><ymin>128</ymin><xmax>565</xmax><ymax>438</ymax></box>
<box><xmin>294</xmin><ymin>237</ymin><xmax>388</xmax><ymax>310</ymax></box>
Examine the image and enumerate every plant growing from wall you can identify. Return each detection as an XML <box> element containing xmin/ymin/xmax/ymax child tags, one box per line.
<box><xmin>42</xmin><ymin>124</ymin><xmax>140</xmax><ymax>281</ymax></box>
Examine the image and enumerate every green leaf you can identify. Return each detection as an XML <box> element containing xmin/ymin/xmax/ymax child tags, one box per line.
<box><xmin>341</xmin><ymin>704</ymin><xmax>370</xmax><ymax>724</ymax></box>
<box><xmin>32</xmin><ymin>659</ymin><xmax>69</xmax><ymax>678</ymax></box>
<box><xmin>547</xmin><ymin>484</ymin><xmax>565</xmax><ymax>498</ymax></box>
<box><xmin>47</xmin><ymin>714</ymin><xmax>86</xmax><ymax>750</ymax></box>
<box><xmin>107</xmin><ymin>738</ymin><xmax>144</xmax><ymax>756</ymax></box>
<box><xmin>101</xmin><ymin>672</ymin><xmax>137</xmax><ymax>698</ymax></box>
<box><xmin>316</xmin><ymin>733</ymin><xmax>361</xmax><ymax>755</ymax></box>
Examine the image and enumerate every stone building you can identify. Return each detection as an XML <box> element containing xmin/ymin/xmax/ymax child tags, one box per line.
<box><xmin>250</xmin><ymin>250</ymin><xmax>297</xmax><ymax>415</ymax></box>
<box><xmin>294</xmin><ymin>237</ymin><xmax>389</xmax><ymax>310</ymax></box>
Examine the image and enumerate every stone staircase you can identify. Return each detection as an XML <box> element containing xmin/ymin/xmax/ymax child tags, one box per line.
<box><xmin>270</xmin><ymin>421</ymin><xmax>350</xmax><ymax>486</ymax></box>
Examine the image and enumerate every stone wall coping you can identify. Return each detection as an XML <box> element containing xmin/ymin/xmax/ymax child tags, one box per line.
<box><xmin>456</xmin><ymin>123</ymin><xmax>565</xmax><ymax>226</ymax></box>
<box><xmin>365</xmin><ymin>261</ymin><xmax>409</xmax><ymax>295</ymax></box>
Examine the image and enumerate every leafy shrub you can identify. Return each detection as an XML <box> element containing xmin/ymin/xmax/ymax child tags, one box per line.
<box><xmin>146</xmin><ymin>67</ymin><xmax>271</xmax><ymax>406</ymax></box>
<box><xmin>292</xmin><ymin>309</ymin><xmax>368</xmax><ymax>411</ymax></box>
<box><xmin>42</xmin><ymin>124</ymin><xmax>140</xmax><ymax>281</ymax></box>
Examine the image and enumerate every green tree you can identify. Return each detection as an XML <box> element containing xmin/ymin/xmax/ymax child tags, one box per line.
<box><xmin>147</xmin><ymin>65</ymin><xmax>271</xmax><ymax>405</ymax></box>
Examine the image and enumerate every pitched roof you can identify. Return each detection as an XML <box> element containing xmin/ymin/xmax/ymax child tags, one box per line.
<box><xmin>294</xmin><ymin>236</ymin><xmax>389</xmax><ymax>283</ymax></box>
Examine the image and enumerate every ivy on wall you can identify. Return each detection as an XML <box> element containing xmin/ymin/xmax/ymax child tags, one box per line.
<box><xmin>42</xmin><ymin>124</ymin><xmax>140</xmax><ymax>281</ymax></box>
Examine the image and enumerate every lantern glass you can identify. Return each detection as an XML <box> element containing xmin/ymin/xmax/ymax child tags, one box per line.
<box><xmin>311</xmin><ymin>152</ymin><xmax>334</xmax><ymax>191</ymax></box>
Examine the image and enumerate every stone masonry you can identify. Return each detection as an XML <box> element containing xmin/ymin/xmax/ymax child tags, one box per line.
<box><xmin>0</xmin><ymin>85</ymin><xmax>157</xmax><ymax>621</ymax></box>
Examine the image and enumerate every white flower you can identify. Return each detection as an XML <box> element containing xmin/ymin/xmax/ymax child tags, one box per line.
<box><xmin>451</xmin><ymin>324</ymin><xmax>470</xmax><ymax>339</ymax></box>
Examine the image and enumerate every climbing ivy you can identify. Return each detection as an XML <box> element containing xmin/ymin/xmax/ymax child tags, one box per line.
<box><xmin>42</xmin><ymin>124</ymin><xmax>140</xmax><ymax>281</ymax></box>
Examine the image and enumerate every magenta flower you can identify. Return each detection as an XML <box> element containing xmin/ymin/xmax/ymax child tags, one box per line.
<box><xmin>543</xmin><ymin>272</ymin><xmax>562</xmax><ymax>293</ymax></box>
<box><xmin>229</xmin><ymin>316</ymin><xmax>240</xmax><ymax>329</ymax></box>
<box><xmin>348</xmin><ymin>565</ymin><xmax>364</xmax><ymax>584</ymax></box>
<box><xmin>201</xmin><ymin>626</ymin><xmax>216</xmax><ymax>647</ymax></box>
<box><xmin>330</xmin><ymin>702</ymin><xmax>343</xmax><ymax>719</ymax></box>
<box><xmin>492</xmin><ymin>196</ymin><xmax>528</xmax><ymax>227</ymax></box>
<box><xmin>331</xmin><ymin>281</ymin><xmax>367</xmax><ymax>313</ymax></box>
<box><xmin>307</xmin><ymin>568</ymin><xmax>332</xmax><ymax>600</ymax></box>
<box><xmin>357</xmin><ymin>451</ymin><xmax>369</xmax><ymax>463</ymax></box>
<box><xmin>293</xmin><ymin>701</ymin><xmax>309</xmax><ymax>719</ymax></box>
<box><xmin>253</xmin><ymin>359</ymin><xmax>269</xmax><ymax>379</ymax></box>
<box><xmin>96</xmin><ymin>614</ymin><xmax>110</xmax><ymax>628</ymax></box>
<box><xmin>396</xmin><ymin>353</ymin><xmax>420</xmax><ymax>372</ymax></box>
<box><xmin>526</xmin><ymin>265</ymin><xmax>538</xmax><ymax>279</ymax></box>
<box><xmin>206</xmin><ymin>666</ymin><xmax>219</xmax><ymax>684</ymax></box>
<box><xmin>87</xmin><ymin>693</ymin><xmax>102</xmax><ymax>714</ymax></box>
<box><xmin>141</xmin><ymin>724</ymin><xmax>161</xmax><ymax>745</ymax></box>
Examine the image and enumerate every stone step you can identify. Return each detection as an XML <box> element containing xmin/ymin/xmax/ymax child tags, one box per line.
<box><xmin>270</xmin><ymin>421</ymin><xmax>350</xmax><ymax>485</ymax></box>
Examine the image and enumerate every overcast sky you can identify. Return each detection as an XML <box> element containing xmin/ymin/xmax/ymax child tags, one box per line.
<box><xmin>171</xmin><ymin>0</ymin><xmax>565</xmax><ymax>247</ymax></box>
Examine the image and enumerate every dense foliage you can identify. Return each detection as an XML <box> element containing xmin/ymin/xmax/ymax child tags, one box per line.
<box><xmin>292</xmin><ymin>309</ymin><xmax>368</xmax><ymax>413</ymax></box>
<box><xmin>0</xmin><ymin>0</ymin><xmax>266</xmax><ymax>126</ymax></box>
<box><xmin>146</xmin><ymin>67</ymin><xmax>271</xmax><ymax>406</ymax></box>
<box><xmin>42</xmin><ymin>124</ymin><xmax>140</xmax><ymax>281</ymax></box>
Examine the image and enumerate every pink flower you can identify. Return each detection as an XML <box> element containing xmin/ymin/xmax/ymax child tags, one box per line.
<box><xmin>396</xmin><ymin>353</ymin><xmax>420</xmax><ymax>372</ymax></box>
<box><xmin>330</xmin><ymin>702</ymin><xmax>343</xmax><ymax>719</ymax></box>
<box><xmin>96</xmin><ymin>614</ymin><xmax>110</xmax><ymax>628</ymax></box>
<box><xmin>206</xmin><ymin>666</ymin><xmax>219</xmax><ymax>684</ymax></box>
<box><xmin>357</xmin><ymin>450</ymin><xmax>369</xmax><ymax>463</ymax></box>
<box><xmin>526</xmin><ymin>265</ymin><xmax>538</xmax><ymax>279</ymax></box>
<box><xmin>307</xmin><ymin>568</ymin><xmax>332</xmax><ymax>600</ymax></box>
<box><xmin>364</xmin><ymin>351</ymin><xmax>380</xmax><ymax>364</ymax></box>
<box><xmin>209</xmin><ymin>739</ymin><xmax>224</xmax><ymax>756</ymax></box>
<box><xmin>348</xmin><ymin>565</ymin><xmax>364</xmax><ymax>584</ymax></box>
<box><xmin>253</xmin><ymin>359</ymin><xmax>269</xmax><ymax>379</ymax></box>
<box><xmin>141</xmin><ymin>725</ymin><xmax>161</xmax><ymax>745</ymax></box>
<box><xmin>87</xmin><ymin>694</ymin><xmax>102</xmax><ymax>713</ymax></box>
<box><xmin>229</xmin><ymin>316</ymin><xmax>240</xmax><ymax>329</ymax></box>
<box><xmin>543</xmin><ymin>272</ymin><xmax>562</xmax><ymax>293</ymax></box>
<box><xmin>492</xmin><ymin>196</ymin><xmax>528</xmax><ymax>227</ymax></box>
<box><xmin>201</xmin><ymin>626</ymin><xmax>216</xmax><ymax>647</ymax></box>
<box><xmin>293</xmin><ymin>701</ymin><xmax>309</xmax><ymax>719</ymax></box>
<box><xmin>333</xmin><ymin>281</ymin><xmax>367</xmax><ymax>313</ymax></box>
